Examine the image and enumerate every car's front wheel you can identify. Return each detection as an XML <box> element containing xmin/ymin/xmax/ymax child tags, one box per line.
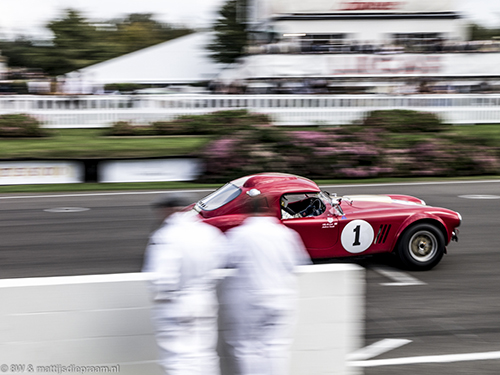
<box><xmin>397</xmin><ymin>223</ymin><xmax>445</xmax><ymax>270</ymax></box>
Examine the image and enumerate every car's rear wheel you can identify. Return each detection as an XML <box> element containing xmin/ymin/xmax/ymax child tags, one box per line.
<box><xmin>397</xmin><ymin>223</ymin><xmax>445</xmax><ymax>270</ymax></box>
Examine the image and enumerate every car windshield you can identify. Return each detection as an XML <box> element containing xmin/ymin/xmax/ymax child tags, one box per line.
<box><xmin>196</xmin><ymin>183</ymin><xmax>241</xmax><ymax>211</ymax></box>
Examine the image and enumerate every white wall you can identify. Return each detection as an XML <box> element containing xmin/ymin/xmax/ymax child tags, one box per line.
<box><xmin>0</xmin><ymin>264</ymin><xmax>364</xmax><ymax>375</ymax></box>
<box><xmin>0</xmin><ymin>161</ymin><xmax>84</xmax><ymax>185</ymax></box>
<box><xmin>99</xmin><ymin>158</ymin><xmax>202</xmax><ymax>183</ymax></box>
<box><xmin>290</xmin><ymin>264</ymin><xmax>365</xmax><ymax>375</ymax></box>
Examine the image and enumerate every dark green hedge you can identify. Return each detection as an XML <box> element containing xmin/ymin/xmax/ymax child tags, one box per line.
<box><xmin>363</xmin><ymin>110</ymin><xmax>448</xmax><ymax>133</ymax></box>
<box><xmin>106</xmin><ymin>109</ymin><xmax>270</xmax><ymax>136</ymax></box>
<box><xmin>0</xmin><ymin>113</ymin><xmax>47</xmax><ymax>137</ymax></box>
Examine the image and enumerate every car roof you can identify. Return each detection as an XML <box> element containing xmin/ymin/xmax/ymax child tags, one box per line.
<box><xmin>231</xmin><ymin>173</ymin><xmax>320</xmax><ymax>194</ymax></box>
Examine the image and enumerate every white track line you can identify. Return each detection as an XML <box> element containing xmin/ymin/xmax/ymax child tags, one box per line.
<box><xmin>372</xmin><ymin>266</ymin><xmax>427</xmax><ymax>286</ymax></box>
<box><xmin>0</xmin><ymin>189</ymin><xmax>214</xmax><ymax>200</ymax></box>
<box><xmin>320</xmin><ymin>179</ymin><xmax>500</xmax><ymax>189</ymax></box>
<box><xmin>349</xmin><ymin>350</ymin><xmax>500</xmax><ymax>367</ymax></box>
<box><xmin>348</xmin><ymin>339</ymin><xmax>412</xmax><ymax>361</ymax></box>
<box><xmin>1</xmin><ymin>179</ymin><xmax>499</xmax><ymax>200</ymax></box>
<box><xmin>459</xmin><ymin>194</ymin><xmax>500</xmax><ymax>199</ymax></box>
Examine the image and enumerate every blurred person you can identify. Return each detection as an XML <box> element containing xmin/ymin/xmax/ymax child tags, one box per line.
<box><xmin>142</xmin><ymin>193</ymin><xmax>227</xmax><ymax>375</ymax></box>
<box><xmin>221</xmin><ymin>194</ymin><xmax>311</xmax><ymax>375</ymax></box>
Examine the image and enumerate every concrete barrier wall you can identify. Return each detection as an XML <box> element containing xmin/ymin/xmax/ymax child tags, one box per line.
<box><xmin>0</xmin><ymin>264</ymin><xmax>364</xmax><ymax>375</ymax></box>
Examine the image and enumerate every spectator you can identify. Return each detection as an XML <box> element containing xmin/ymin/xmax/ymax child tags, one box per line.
<box><xmin>143</xmin><ymin>193</ymin><xmax>227</xmax><ymax>375</ymax></box>
<box><xmin>221</xmin><ymin>194</ymin><xmax>311</xmax><ymax>375</ymax></box>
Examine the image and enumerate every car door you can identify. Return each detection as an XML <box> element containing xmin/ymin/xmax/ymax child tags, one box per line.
<box><xmin>282</xmin><ymin>211</ymin><xmax>340</xmax><ymax>257</ymax></box>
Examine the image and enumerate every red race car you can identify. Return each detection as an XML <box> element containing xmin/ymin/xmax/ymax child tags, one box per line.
<box><xmin>192</xmin><ymin>173</ymin><xmax>461</xmax><ymax>270</ymax></box>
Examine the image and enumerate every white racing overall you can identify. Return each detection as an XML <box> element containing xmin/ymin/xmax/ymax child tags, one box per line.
<box><xmin>143</xmin><ymin>212</ymin><xmax>227</xmax><ymax>375</ymax></box>
<box><xmin>221</xmin><ymin>216</ymin><xmax>311</xmax><ymax>375</ymax></box>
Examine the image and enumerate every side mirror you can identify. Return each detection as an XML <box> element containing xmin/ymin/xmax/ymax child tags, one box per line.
<box><xmin>246</xmin><ymin>188</ymin><xmax>261</xmax><ymax>197</ymax></box>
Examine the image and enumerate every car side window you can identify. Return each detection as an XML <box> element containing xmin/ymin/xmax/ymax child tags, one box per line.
<box><xmin>281</xmin><ymin>193</ymin><xmax>326</xmax><ymax>219</ymax></box>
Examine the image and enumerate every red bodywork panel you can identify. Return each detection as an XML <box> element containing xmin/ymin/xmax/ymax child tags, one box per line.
<box><xmin>194</xmin><ymin>173</ymin><xmax>461</xmax><ymax>260</ymax></box>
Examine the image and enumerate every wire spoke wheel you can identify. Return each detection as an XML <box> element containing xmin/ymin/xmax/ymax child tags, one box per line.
<box><xmin>409</xmin><ymin>230</ymin><xmax>437</xmax><ymax>263</ymax></box>
<box><xmin>397</xmin><ymin>223</ymin><xmax>445</xmax><ymax>270</ymax></box>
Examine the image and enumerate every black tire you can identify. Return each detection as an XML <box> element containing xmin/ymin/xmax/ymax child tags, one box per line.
<box><xmin>397</xmin><ymin>223</ymin><xmax>445</xmax><ymax>271</ymax></box>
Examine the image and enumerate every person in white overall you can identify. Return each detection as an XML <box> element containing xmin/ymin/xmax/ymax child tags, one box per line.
<box><xmin>143</xmin><ymin>194</ymin><xmax>227</xmax><ymax>375</ymax></box>
<box><xmin>221</xmin><ymin>193</ymin><xmax>311</xmax><ymax>375</ymax></box>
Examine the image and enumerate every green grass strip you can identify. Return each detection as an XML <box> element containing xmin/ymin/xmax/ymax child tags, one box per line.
<box><xmin>0</xmin><ymin>129</ymin><xmax>211</xmax><ymax>159</ymax></box>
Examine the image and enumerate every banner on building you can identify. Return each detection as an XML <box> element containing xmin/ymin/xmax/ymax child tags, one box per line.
<box><xmin>220</xmin><ymin>53</ymin><xmax>500</xmax><ymax>81</ymax></box>
<box><xmin>263</xmin><ymin>0</ymin><xmax>454</xmax><ymax>16</ymax></box>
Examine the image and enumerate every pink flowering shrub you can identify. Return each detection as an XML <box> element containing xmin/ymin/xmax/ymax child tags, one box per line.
<box><xmin>195</xmin><ymin>110</ymin><xmax>500</xmax><ymax>182</ymax></box>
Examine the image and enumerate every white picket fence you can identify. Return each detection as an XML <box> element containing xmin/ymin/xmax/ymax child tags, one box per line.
<box><xmin>1</xmin><ymin>94</ymin><xmax>500</xmax><ymax>127</ymax></box>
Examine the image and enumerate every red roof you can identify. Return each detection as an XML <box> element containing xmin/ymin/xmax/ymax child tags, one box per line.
<box><xmin>232</xmin><ymin>173</ymin><xmax>320</xmax><ymax>194</ymax></box>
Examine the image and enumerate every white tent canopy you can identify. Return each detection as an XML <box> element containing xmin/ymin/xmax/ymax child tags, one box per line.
<box><xmin>77</xmin><ymin>32</ymin><xmax>225</xmax><ymax>85</ymax></box>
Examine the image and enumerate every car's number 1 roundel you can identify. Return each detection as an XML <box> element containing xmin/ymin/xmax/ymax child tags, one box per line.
<box><xmin>341</xmin><ymin>220</ymin><xmax>374</xmax><ymax>253</ymax></box>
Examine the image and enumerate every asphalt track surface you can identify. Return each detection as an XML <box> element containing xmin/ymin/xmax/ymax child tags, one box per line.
<box><xmin>1</xmin><ymin>180</ymin><xmax>500</xmax><ymax>374</ymax></box>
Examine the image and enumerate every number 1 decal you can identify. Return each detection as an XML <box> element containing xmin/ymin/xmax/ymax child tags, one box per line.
<box><xmin>341</xmin><ymin>220</ymin><xmax>374</xmax><ymax>253</ymax></box>
<box><xmin>352</xmin><ymin>225</ymin><xmax>361</xmax><ymax>246</ymax></box>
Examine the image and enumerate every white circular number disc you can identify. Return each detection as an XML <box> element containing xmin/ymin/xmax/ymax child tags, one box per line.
<box><xmin>341</xmin><ymin>219</ymin><xmax>374</xmax><ymax>253</ymax></box>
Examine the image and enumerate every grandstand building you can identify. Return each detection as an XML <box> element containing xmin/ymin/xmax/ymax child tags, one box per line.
<box><xmin>215</xmin><ymin>0</ymin><xmax>500</xmax><ymax>94</ymax></box>
<box><xmin>248</xmin><ymin>0</ymin><xmax>467</xmax><ymax>45</ymax></box>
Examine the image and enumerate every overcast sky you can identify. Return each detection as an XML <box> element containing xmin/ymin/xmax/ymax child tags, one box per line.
<box><xmin>0</xmin><ymin>0</ymin><xmax>226</xmax><ymax>38</ymax></box>
<box><xmin>0</xmin><ymin>0</ymin><xmax>499</xmax><ymax>39</ymax></box>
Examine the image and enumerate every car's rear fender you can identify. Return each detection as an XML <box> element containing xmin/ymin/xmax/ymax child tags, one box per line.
<box><xmin>390</xmin><ymin>214</ymin><xmax>450</xmax><ymax>253</ymax></box>
<box><xmin>203</xmin><ymin>213</ymin><xmax>248</xmax><ymax>232</ymax></box>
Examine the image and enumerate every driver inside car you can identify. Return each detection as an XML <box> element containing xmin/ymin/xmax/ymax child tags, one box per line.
<box><xmin>281</xmin><ymin>195</ymin><xmax>326</xmax><ymax>219</ymax></box>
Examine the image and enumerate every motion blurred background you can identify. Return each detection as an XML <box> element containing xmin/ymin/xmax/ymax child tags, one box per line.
<box><xmin>1</xmin><ymin>2</ymin><xmax>500</xmax><ymax>375</ymax></box>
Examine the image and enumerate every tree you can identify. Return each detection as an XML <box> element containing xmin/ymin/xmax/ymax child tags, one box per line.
<box><xmin>0</xmin><ymin>9</ymin><xmax>193</xmax><ymax>77</ymax></box>
<box><xmin>47</xmin><ymin>9</ymin><xmax>99</xmax><ymax>75</ymax></box>
<box><xmin>469</xmin><ymin>24</ymin><xmax>500</xmax><ymax>41</ymax></box>
<box><xmin>207</xmin><ymin>0</ymin><xmax>249</xmax><ymax>64</ymax></box>
<box><xmin>111</xmin><ymin>13</ymin><xmax>190</xmax><ymax>54</ymax></box>
<box><xmin>0</xmin><ymin>37</ymin><xmax>41</xmax><ymax>70</ymax></box>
